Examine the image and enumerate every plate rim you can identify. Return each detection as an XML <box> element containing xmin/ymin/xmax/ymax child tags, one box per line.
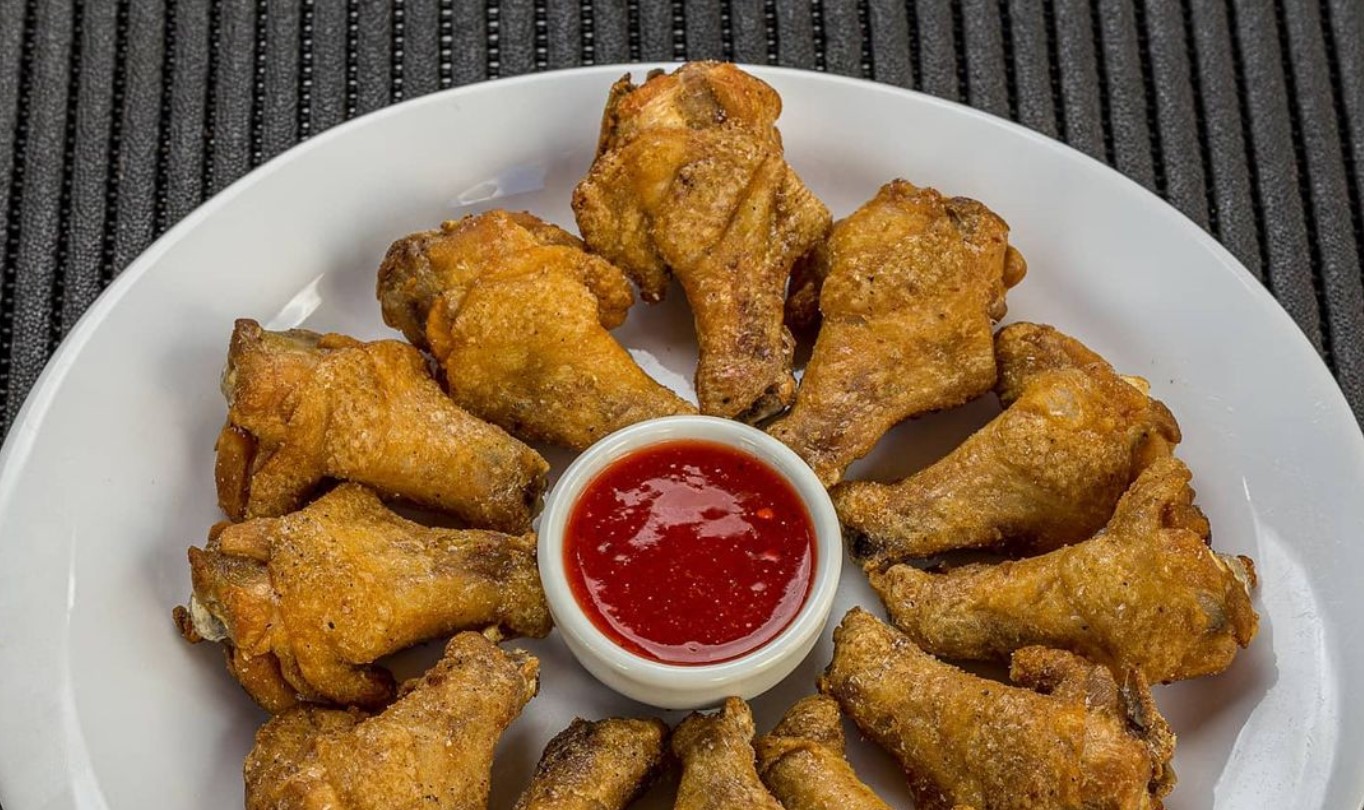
<box><xmin>1</xmin><ymin>63</ymin><xmax>1361</xmax><ymax>807</ymax></box>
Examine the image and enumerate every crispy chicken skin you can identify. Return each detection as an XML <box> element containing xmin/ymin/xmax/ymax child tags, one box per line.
<box><xmin>767</xmin><ymin>180</ymin><xmax>1027</xmax><ymax>485</ymax></box>
<box><xmin>377</xmin><ymin>211</ymin><xmax>693</xmax><ymax>449</ymax></box>
<box><xmin>672</xmin><ymin>697</ymin><xmax>785</xmax><ymax>810</ymax></box>
<box><xmin>785</xmin><ymin>190</ymin><xmax>1027</xmax><ymax>336</ymax></box>
<box><xmin>870</xmin><ymin>458</ymin><xmax>1258</xmax><ymax>683</ymax></box>
<box><xmin>835</xmin><ymin>323</ymin><xmax>1180</xmax><ymax>566</ymax></box>
<box><xmin>215</xmin><ymin>319</ymin><xmax>547</xmax><ymax>531</ymax></box>
<box><xmin>244</xmin><ymin>632</ymin><xmax>539</xmax><ymax>810</ymax></box>
<box><xmin>377</xmin><ymin>210</ymin><xmax>630</xmax><ymax>346</ymax></box>
<box><xmin>755</xmin><ymin>695</ymin><xmax>892</xmax><ymax>810</ymax></box>
<box><xmin>512</xmin><ymin>717</ymin><xmax>669</xmax><ymax>810</ymax></box>
<box><xmin>573</xmin><ymin>62</ymin><xmax>832</xmax><ymax>422</ymax></box>
<box><xmin>819</xmin><ymin>609</ymin><xmax>1175</xmax><ymax>810</ymax></box>
<box><xmin>174</xmin><ymin>483</ymin><xmax>550</xmax><ymax>711</ymax></box>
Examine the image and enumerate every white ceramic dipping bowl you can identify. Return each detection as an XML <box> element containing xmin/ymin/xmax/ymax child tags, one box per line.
<box><xmin>537</xmin><ymin>415</ymin><xmax>843</xmax><ymax>710</ymax></box>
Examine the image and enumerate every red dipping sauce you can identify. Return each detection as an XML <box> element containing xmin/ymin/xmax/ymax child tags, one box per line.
<box><xmin>564</xmin><ymin>440</ymin><xmax>817</xmax><ymax>665</ymax></box>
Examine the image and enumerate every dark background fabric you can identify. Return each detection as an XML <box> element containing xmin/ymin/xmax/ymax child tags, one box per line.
<box><xmin>0</xmin><ymin>0</ymin><xmax>1362</xmax><ymax>434</ymax></box>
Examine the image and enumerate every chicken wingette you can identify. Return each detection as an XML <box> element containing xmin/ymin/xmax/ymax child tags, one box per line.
<box><xmin>175</xmin><ymin>483</ymin><xmax>550</xmax><ymax>711</ymax></box>
<box><xmin>215</xmin><ymin>319</ymin><xmax>547</xmax><ymax>532</ymax></box>
<box><xmin>377</xmin><ymin>210</ymin><xmax>693</xmax><ymax>450</ymax></box>
<box><xmin>835</xmin><ymin>322</ymin><xmax>1179</xmax><ymax>566</ymax></box>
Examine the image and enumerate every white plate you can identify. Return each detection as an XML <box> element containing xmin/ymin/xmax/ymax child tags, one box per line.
<box><xmin>0</xmin><ymin>65</ymin><xmax>1360</xmax><ymax>810</ymax></box>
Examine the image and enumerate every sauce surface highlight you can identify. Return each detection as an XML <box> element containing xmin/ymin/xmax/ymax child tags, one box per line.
<box><xmin>565</xmin><ymin>440</ymin><xmax>816</xmax><ymax>665</ymax></box>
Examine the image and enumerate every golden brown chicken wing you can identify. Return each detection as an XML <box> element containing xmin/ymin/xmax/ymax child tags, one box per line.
<box><xmin>819</xmin><ymin>609</ymin><xmax>1175</xmax><ymax>810</ymax></box>
<box><xmin>377</xmin><ymin>211</ymin><xmax>693</xmax><ymax>450</ymax></box>
<box><xmin>377</xmin><ymin>210</ymin><xmax>628</xmax><ymax>345</ymax></box>
<box><xmin>244</xmin><ymin>632</ymin><xmax>539</xmax><ymax>810</ymax></box>
<box><xmin>673</xmin><ymin>697</ymin><xmax>785</xmax><ymax>810</ymax></box>
<box><xmin>755</xmin><ymin>695</ymin><xmax>892</xmax><ymax>810</ymax></box>
<box><xmin>512</xmin><ymin>717</ymin><xmax>669</xmax><ymax>810</ymax></box>
<box><xmin>215</xmin><ymin>319</ymin><xmax>547</xmax><ymax>531</ymax></box>
<box><xmin>870</xmin><ymin>457</ymin><xmax>1258</xmax><ymax>683</ymax></box>
<box><xmin>174</xmin><ymin>483</ymin><xmax>550</xmax><ymax>711</ymax></box>
<box><xmin>767</xmin><ymin>180</ymin><xmax>1027</xmax><ymax>485</ymax></box>
<box><xmin>834</xmin><ymin>322</ymin><xmax>1180</xmax><ymax>566</ymax></box>
<box><xmin>573</xmin><ymin>62</ymin><xmax>832</xmax><ymax>422</ymax></box>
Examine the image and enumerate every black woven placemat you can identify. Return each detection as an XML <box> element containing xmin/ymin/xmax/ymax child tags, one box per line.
<box><xmin>1</xmin><ymin>0</ymin><xmax>1362</xmax><ymax>433</ymax></box>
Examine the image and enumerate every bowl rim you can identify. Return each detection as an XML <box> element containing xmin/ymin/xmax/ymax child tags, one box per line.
<box><xmin>537</xmin><ymin>414</ymin><xmax>844</xmax><ymax>691</ymax></box>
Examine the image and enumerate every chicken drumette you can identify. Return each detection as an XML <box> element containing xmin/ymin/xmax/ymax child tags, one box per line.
<box><xmin>767</xmin><ymin>180</ymin><xmax>1027</xmax><ymax>485</ymax></box>
<box><xmin>215</xmin><ymin>319</ymin><xmax>547</xmax><ymax>532</ymax></box>
<box><xmin>673</xmin><ymin>697</ymin><xmax>785</xmax><ymax>810</ymax></box>
<box><xmin>573</xmin><ymin>62</ymin><xmax>831</xmax><ymax>422</ymax></box>
<box><xmin>835</xmin><ymin>322</ymin><xmax>1180</xmax><ymax>566</ymax></box>
<box><xmin>244</xmin><ymin>632</ymin><xmax>539</xmax><ymax>810</ymax></box>
<box><xmin>871</xmin><ymin>457</ymin><xmax>1258</xmax><ymax>683</ymax></box>
<box><xmin>377</xmin><ymin>210</ymin><xmax>693</xmax><ymax>450</ymax></box>
<box><xmin>820</xmin><ymin>609</ymin><xmax>1175</xmax><ymax>810</ymax></box>
<box><xmin>512</xmin><ymin>716</ymin><xmax>669</xmax><ymax>810</ymax></box>
<box><xmin>175</xmin><ymin>483</ymin><xmax>550</xmax><ymax>711</ymax></box>
<box><xmin>755</xmin><ymin>695</ymin><xmax>892</xmax><ymax>810</ymax></box>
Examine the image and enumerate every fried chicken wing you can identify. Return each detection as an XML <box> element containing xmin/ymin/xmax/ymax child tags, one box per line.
<box><xmin>755</xmin><ymin>695</ymin><xmax>892</xmax><ymax>810</ymax></box>
<box><xmin>819</xmin><ymin>609</ymin><xmax>1175</xmax><ymax>810</ymax></box>
<box><xmin>835</xmin><ymin>322</ymin><xmax>1180</xmax><ymax>566</ymax></box>
<box><xmin>377</xmin><ymin>211</ymin><xmax>693</xmax><ymax>449</ymax></box>
<box><xmin>673</xmin><ymin>697</ymin><xmax>785</xmax><ymax>810</ymax></box>
<box><xmin>174</xmin><ymin>483</ymin><xmax>550</xmax><ymax>711</ymax></box>
<box><xmin>216</xmin><ymin>319</ymin><xmax>547</xmax><ymax>531</ymax></box>
<box><xmin>378</xmin><ymin>210</ymin><xmax>628</xmax><ymax>344</ymax></box>
<box><xmin>767</xmin><ymin>181</ymin><xmax>1027</xmax><ymax>485</ymax></box>
<box><xmin>870</xmin><ymin>457</ymin><xmax>1258</xmax><ymax>683</ymax></box>
<box><xmin>512</xmin><ymin>717</ymin><xmax>669</xmax><ymax>810</ymax></box>
<box><xmin>244</xmin><ymin>632</ymin><xmax>539</xmax><ymax>810</ymax></box>
<box><xmin>573</xmin><ymin>62</ymin><xmax>831</xmax><ymax>422</ymax></box>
